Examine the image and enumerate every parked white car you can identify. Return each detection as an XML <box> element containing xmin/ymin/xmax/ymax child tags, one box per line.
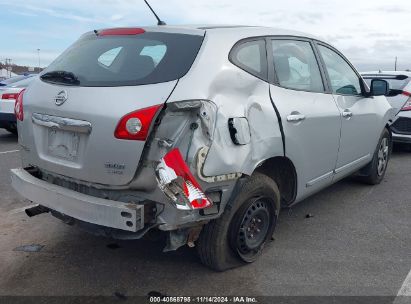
<box><xmin>11</xmin><ymin>25</ymin><xmax>394</xmax><ymax>271</ymax></box>
<box><xmin>0</xmin><ymin>77</ymin><xmax>36</xmax><ymax>134</ymax></box>
<box><xmin>362</xmin><ymin>71</ymin><xmax>411</xmax><ymax>146</ymax></box>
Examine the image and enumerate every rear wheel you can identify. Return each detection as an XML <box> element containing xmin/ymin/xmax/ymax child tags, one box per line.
<box><xmin>230</xmin><ymin>196</ymin><xmax>273</xmax><ymax>263</ymax></box>
<box><xmin>358</xmin><ymin>128</ymin><xmax>391</xmax><ymax>185</ymax></box>
<box><xmin>197</xmin><ymin>173</ymin><xmax>280</xmax><ymax>271</ymax></box>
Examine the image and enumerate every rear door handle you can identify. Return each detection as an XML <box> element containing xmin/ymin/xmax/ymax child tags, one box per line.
<box><xmin>287</xmin><ymin>112</ymin><xmax>306</xmax><ymax>122</ymax></box>
<box><xmin>342</xmin><ymin>109</ymin><xmax>353</xmax><ymax>119</ymax></box>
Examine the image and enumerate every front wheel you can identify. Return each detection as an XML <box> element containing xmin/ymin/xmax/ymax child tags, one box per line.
<box><xmin>197</xmin><ymin>173</ymin><xmax>280</xmax><ymax>271</ymax></box>
<box><xmin>358</xmin><ymin>128</ymin><xmax>391</xmax><ymax>185</ymax></box>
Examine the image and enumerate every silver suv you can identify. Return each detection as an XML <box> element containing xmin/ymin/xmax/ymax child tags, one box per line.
<box><xmin>11</xmin><ymin>25</ymin><xmax>394</xmax><ymax>271</ymax></box>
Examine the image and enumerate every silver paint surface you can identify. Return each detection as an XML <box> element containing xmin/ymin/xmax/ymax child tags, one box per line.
<box><xmin>12</xmin><ymin>25</ymin><xmax>394</xmax><ymax>236</ymax></box>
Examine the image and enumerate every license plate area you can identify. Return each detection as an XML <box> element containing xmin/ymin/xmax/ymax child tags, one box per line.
<box><xmin>47</xmin><ymin>129</ymin><xmax>80</xmax><ymax>161</ymax></box>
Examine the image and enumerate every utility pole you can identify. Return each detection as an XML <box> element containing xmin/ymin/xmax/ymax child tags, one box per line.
<box><xmin>395</xmin><ymin>56</ymin><xmax>398</xmax><ymax>71</ymax></box>
<box><xmin>37</xmin><ymin>49</ymin><xmax>41</xmax><ymax>72</ymax></box>
<box><xmin>5</xmin><ymin>58</ymin><xmax>12</xmax><ymax>78</ymax></box>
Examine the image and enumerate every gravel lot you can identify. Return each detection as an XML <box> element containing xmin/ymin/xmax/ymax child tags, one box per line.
<box><xmin>0</xmin><ymin>128</ymin><xmax>410</xmax><ymax>300</ymax></box>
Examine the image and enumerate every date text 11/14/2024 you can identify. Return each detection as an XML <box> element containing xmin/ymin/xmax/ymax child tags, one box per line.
<box><xmin>149</xmin><ymin>296</ymin><xmax>258</xmax><ymax>303</ymax></box>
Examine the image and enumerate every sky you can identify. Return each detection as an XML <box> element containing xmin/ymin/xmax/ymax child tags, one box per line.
<box><xmin>1</xmin><ymin>0</ymin><xmax>411</xmax><ymax>71</ymax></box>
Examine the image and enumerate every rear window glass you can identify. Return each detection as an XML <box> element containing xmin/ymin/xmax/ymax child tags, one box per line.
<box><xmin>42</xmin><ymin>32</ymin><xmax>204</xmax><ymax>87</ymax></box>
<box><xmin>98</xmin><ymin>47</ymin><xmax>122</xmax><ymax>67</ymax></box>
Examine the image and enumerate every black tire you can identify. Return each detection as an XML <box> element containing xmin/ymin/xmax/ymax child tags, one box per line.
<box><xmin>358</xmin><ymin>128</ymin><xmax>391</xmax><ymax>185</ymax></box>
<box><xmin>5</xmin><ymin>123</ymin><xmax>17</xmax><ymax>135</ymax></box>
<box><xmin>197</xmin><ymin>172</ymin><xmax>280</xmax><ymax>271</ymax></box>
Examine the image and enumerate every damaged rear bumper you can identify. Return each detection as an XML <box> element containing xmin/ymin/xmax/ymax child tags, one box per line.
<box><xmin>10</xmin><ymin>168</ymin><xmax>144</xmax><ymax>232</ymax></box>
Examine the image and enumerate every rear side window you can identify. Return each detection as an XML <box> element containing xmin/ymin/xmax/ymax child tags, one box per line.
<box><xmin>42</xmin><ymin>32</ymin><xmax>204</xmax><ymax>87</ymax></box>
<box><xmin>271</xmin><ymin>40</ymin><xmax>324</xmax><ymax>93</ymax></box>
<box><xmin>230</xmin><ymin>40</ymin><xmax>268</xmax><ymax>81</ymax></box>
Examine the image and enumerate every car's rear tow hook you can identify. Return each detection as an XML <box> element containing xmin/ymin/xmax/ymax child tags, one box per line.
<box><xmin>25</xmin><ymin>204</ymin><xmax>50</xmax><ymax>217</ymax></box>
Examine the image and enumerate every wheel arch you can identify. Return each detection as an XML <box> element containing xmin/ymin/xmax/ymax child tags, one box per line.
<box><xmin>253</xmin><ymin>156</ymin><xmax>298</xmax><ymax>207</ymax></box>
<box><xmin>385</xmin><ymin>123</ymin><xmax>392</xmax><ymax>135</ymax></box>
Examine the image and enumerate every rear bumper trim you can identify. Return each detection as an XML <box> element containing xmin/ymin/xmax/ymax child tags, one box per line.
<box><xmin>10</xmin><ymin>168</ymin><xmax>143</xmax><ymax>232</ymax></box>
<box><xmin>0</xmin><ymin>112</ymin><xmax>16</xmax><ymax>123</ymax></box>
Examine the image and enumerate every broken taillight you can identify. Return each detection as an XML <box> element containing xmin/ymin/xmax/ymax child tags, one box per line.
<box><xmin>156</xmin><ymin>148</ymin><xmax>212</xmax><ymax>210</ymax></box>
<box><xmin>401</xmin><ymin>91</ymin><xmax>411</xmax><ymax>111</ymax></box>
<box><xmin>114</xmin><ymin>104</ymin><xmax>162</xmax><ymax>141</ymax></box>
<box><xmin>14</xmin><ymin>89</ymin><xmax>25</xmax><ymax>121</ymax></box>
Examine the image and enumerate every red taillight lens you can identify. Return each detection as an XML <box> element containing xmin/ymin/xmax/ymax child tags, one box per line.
<box><xmin>114</xmin><ymin>104</ymin><xmax>162</xmax><ymax>140</ymax></box>
<box><xmin>401</xmin><ymin>91</ymin><xmax>411</xmax><ymax>111</ymax></box>
<box><xmin>1</xmin><ymin>93</ymin><xmax>19</xmax><ymax>100</ymax></box>
<box><xmin>156</xmin><ymin>148</ymin><xmax>212</xmax><ymax>210</ymax></box>
<box><xmin>14</xmin><ymin>89</ymin><xmax>25</xmax><ymax>121</ymax></box>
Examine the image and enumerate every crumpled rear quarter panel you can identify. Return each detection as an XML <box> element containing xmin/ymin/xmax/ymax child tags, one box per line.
<box><xmin>167</xmin><ymin>32</ymin><xmax>284</xmax><ymax>178</ymax></box>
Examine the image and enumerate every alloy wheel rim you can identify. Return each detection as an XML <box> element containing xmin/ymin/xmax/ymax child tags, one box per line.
<box><xmin>377</xmin><ymin>138</ymin><xmax>389</xmax><ymax>176</ymax></box>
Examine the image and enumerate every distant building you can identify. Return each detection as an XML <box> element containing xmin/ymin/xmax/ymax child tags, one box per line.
<box><xmin>0</xmin><ymin>68</ymin><xmax>17</xmax><ymax>79</ymax></box>
<box><xmin>0</xmin><ymin>63</ymin><xmax>43</xmax><ymax>78</ymax></box>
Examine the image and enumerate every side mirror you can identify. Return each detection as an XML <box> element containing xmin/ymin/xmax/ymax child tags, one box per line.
<box><xmin>370</xmin><ymin>79</ymin><xmax>389</xmax><ymax>96</ymax></box>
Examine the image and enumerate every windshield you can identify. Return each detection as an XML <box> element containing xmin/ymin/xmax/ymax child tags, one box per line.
<box><xmin>42</xmin><ymin>31</ymin><xmax>204</xmax><ymax>87</ymax></box>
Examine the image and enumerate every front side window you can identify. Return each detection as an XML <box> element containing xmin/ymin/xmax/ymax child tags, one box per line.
<box><xmin>318</xmin><ymin>45</ymin><xmax>362</xmax><ymax>95</ymax></box>
<box><xmin>271</xmin><ymin>40</ymin><xmax>324</xmax><ymax>93</ymax></box>
<box><xmin>230</xmin><ymin>40</ymin><xmax>267</xmax><ymax>80</ymax></box>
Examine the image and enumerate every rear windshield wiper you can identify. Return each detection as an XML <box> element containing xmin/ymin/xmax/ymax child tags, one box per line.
<box><xmin>40</xmin><ymin>71</ymin><xmax>80</xmax><ymax>85</ymax></box>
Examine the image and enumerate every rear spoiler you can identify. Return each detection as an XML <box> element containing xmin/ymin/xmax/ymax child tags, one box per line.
<box><xmin>361</xmin><ymin>74</ymin><xmax>410</xmax><ymax>97</ymax></box>
<box><xmin>361</xmin><ymin>74</ymin><xmax>409</xmax><ymax>80</ymax></box>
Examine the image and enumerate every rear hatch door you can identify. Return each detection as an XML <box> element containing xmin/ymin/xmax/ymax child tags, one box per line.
<box><xmin>19</xmin><ymin>29</ymin><xmax>204</xmax><ymax>186</ymax></box>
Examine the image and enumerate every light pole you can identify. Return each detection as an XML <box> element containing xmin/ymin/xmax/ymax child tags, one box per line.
<box><xmin>5</xmin><ymin>58</ymin><xmax>12</xmax><ymax>78</ymax></box>
<box><xmin>37</xmin><ymin>49</ymin><xmax>41</xmax><ymax>72</ymax></box>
